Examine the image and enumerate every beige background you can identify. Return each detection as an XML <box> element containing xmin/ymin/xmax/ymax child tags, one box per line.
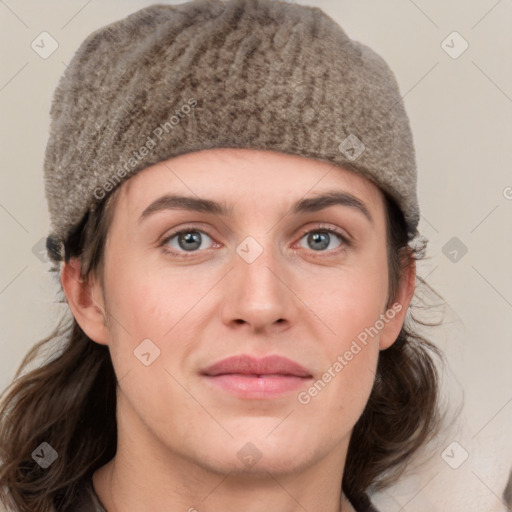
<box><xmin>1</xmin><ymin>0</ymin><xmax>511</xmax><ymax>510</ymax></box>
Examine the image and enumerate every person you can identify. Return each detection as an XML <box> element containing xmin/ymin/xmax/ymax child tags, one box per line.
<box><xmin>0</xmin><ymin>0</ymin><xmax>444</xmax><ymax>510</ymax></box>
<box><xmin>505</xmin><ymin>469</ymin><xmax>512</xmax><ymax>511</ymax></box>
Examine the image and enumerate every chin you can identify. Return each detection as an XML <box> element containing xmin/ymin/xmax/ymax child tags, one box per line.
<box><xmin>199</xmin><ymin>448</ymin><xmax>314</xmax><ymax>478</ymax></box>
<box><xmin>190</xmin><ymin>433</ymin><xmax>322</xmax><ymax>477</ymax></box>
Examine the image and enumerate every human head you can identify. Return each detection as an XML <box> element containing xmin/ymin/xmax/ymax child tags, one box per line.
<box><xmin>59</xmin><ymin>147</ymin><xmax>439</xmax><ymax>501</ymax></box>
<box><xmin>0</xmin><ymin>1</ymin><xmax>443</xmax><ymax>510</ymax></box>
<box><xmin>51</xmin><ymin>0</ymin><xmax>439</xmax><ymax>499</ymax></box>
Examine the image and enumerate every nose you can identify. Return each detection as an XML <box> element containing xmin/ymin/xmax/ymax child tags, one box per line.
<box><xmin>220</xmin><ymin>236</ymin><xmax>297</xmax><ymax>334</ymax></box>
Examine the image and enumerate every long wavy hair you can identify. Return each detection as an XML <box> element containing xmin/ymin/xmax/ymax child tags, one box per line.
<box><xmin>0</xmin><ymin>184</ymin><xmax>445</xmax><ymax>511</ymax></box>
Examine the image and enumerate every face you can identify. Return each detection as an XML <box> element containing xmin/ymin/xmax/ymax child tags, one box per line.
<box><xmin>70</xmin><ymin>148</ymin><xmax>412</xmax><ymax>479</ymax></box>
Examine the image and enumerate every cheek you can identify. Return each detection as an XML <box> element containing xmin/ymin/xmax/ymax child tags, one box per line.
<box><xmin>298</xmin><ymin>257</ymin><xmax>387</xmax><ymax>418</ymax></box>
<box><xmin>103</xmin><ymin>255</ymin><xmax>205</xmax><ymax>341</ymax></box>
<box><xmin>311</xmin><ymin>259</ymin><xmax>389</xmax><ymax>344</ymax></box>
<box><xmin>101</xmin><ymin>258</ymin><xmax>216</xmax><ymax>397</ymax></box>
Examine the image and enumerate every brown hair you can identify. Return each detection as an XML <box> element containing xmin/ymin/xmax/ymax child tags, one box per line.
<box><xmin>0</xmin><ymin>183</ymin><xmax>444</xmax><ymax>511</ymax></box>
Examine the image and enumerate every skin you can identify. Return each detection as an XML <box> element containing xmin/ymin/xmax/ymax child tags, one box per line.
<box><xmin>61</xmin><ymin>148</ymin><xmax>415</xmax><ymax>512</ymax></box>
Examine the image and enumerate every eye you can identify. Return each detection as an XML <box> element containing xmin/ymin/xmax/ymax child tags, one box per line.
<box><xmin>160</xmin><ymin>224</ymin><xmax>350</xmax><ymax>259</ymax></box>
<box><xmin>296</xmin><ymin>225</ymin><xmax>349</xmax><ymax>253</ymax></box>
<box><xmin>161</xmin><ymin>227</ymin><xmax>216</xmax><ymax>257</ymax></box>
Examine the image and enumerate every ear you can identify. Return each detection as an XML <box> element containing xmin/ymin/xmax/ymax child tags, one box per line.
<box><xmin>379</xmin><ymin>253</ymin><xmax>416</xmax><ymax>350</ymax></box>
<box><xmin>60</xmin><ymin>258</ymin><xmax>109</xmax><ymax>346</ymax></box>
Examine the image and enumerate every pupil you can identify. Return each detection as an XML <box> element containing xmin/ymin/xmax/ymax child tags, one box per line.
<box><xmin>309</xmin><ymin>232</ymin><xmax>329</xmax><ymax>250</ymax></box>
<box><xmin>179</xmin><ymin>231</ymin><xmax>201</xmax><ymax>251</ymax></box>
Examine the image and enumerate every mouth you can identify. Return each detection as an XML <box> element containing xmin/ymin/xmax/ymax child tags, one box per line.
<box><xmin>200</xmin><ymin>354</ymin><xmax>313</xmax><ymax>399</ymax></box>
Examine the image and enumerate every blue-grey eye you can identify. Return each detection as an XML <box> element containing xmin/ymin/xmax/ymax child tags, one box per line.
<box><xmin>166</xmin><ymin>230</ymin><xmax>213</xmax><ymax>252</ymax></box>
<box><xmin>299</xmin><ymin>231</ymin><xmax>343</xmax><ymax>251</ymax></box>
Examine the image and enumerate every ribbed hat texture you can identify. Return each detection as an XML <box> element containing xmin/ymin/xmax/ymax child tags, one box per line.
<box><xmin>44</xmin><ymin>0</ymin><xmax>419</xmax><ymax>262</ymax></box>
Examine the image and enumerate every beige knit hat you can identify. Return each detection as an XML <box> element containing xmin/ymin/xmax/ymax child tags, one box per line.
<box><xmin>43</xmin><ymin>0</ymin><xmax>420</xmax><ymax>263</ymax></box>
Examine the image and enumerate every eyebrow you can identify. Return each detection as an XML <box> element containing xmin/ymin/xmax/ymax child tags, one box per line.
<box><xmin>139</xmin><ymin>194</ymin><xmax>233</xmax><ymax>224</ymax></box>
<box><xmin>292</xmin><ymin>191</ymin><xmax>373</xmax><ymax>224</ymax></box>
<box><xmin>138</xmin><ymin>191</ymin><xmax>373</xmax><ymax>225</ymax></box>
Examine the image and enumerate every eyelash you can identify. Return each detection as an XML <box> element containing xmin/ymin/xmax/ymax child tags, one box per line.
<box><xmin>160</xmin><ymin>224</ymin><xmax>351</xmax><ymax>259</ymax></box>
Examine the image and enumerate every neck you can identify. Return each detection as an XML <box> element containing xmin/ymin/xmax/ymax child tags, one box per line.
<box><xmin>92</xmin><ymin>394</ymin><xmax>355</xmax><ymax>512</ymax></box>
<box><xmin>93</xmin><ymin>456</ymin><xmax>353</xmax><ymax>512</ymax></box>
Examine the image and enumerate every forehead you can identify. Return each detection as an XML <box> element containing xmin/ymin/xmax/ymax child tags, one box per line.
<box><xmin>115</xmin><ymin>148</ymin><xmax>385</xmax><ymax>220</ymax></box>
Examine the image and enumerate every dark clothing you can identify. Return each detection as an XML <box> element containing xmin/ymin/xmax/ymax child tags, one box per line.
<box><xmin>71</xmin><ymin>475</ymin><xmax>380</xmax><ymax>512</ymax></box>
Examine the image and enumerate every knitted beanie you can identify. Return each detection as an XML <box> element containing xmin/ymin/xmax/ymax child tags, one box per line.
<box><xmin>43</xmin><ymin>0</ymin><xmax>420</xmax><ymax>263</ymax></box>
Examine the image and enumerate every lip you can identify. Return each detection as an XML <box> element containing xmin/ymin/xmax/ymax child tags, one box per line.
<box><xmin>202</xmin><ymin>354</ymin><xmax>312</xmax><ymax>378</ymax></box>
<box><xmin>200</xmin><ymin>354</ymin><xmax>313</xmax><ymax>399</ymax></box>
